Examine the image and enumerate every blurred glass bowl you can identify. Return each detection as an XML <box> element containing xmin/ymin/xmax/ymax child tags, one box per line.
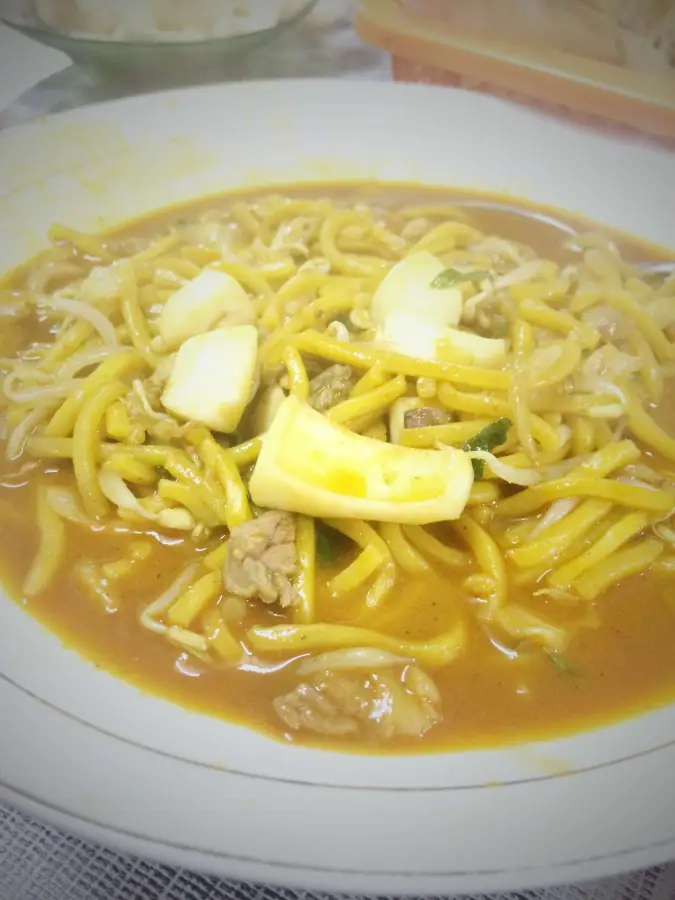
<box><xmin>0</xmin><ymin>1</ymin><xmax>319</xmax><ymax>78</ymax></box>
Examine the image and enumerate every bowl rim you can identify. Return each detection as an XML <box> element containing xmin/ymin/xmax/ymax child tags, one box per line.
<box><xmin>0</xmin><ymin>77</ymin><xmax>674</xmax><ymax>895</ymax></box>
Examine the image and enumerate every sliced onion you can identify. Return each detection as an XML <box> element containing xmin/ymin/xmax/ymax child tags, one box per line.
<box><xmin>297</xmin><ymin>647</ymin><xmax>411</xmax><ymax>676</ymax></box>
<box><xmin>6</xmin><ymin>407</ymin><xmax>46</xmax><ymax>460</ymax></box>
<box><xmin>99</xmin><ymin>470</ymin><xmax>155</xmax><ymax>520</ymax></box>
<box><xmin>57</xmin><ymin>346</ymin><xmax>121</xmax><ymax>379</ymax></box>
<box><xmin>38</xmin><ymin>297</ymin><xmax>118</xmax><ymax>347</ymax></box>
<box><xmin>325</xmin><ymin>320</ymin><xmax>351</xmax><ymax>342</ymax></box>
<box><xmin>468</xmin><ymin>450</ymin><xmax>540</xmax><ymax>486</ymax></box>
<box><xmin>533</xmin><ymin>587</ymin><xmax>578</xmax><ymax>604</ymax></box>
<box><xmin>99</xmin><ymin>470</ymin><xmax>193</xmax><ymax>531</ymax></box>
<box><xmin>3</xmin><ymin>372</ymin><xmax>82</xmax><ymax>404</ymax></box>
<box><xmin>46</xmin><ymin>487</ymin><xmax>93</xmax><ymax>527</ymax></box>
<box><xmin>140</xmin><ymin>562</ymin><xmax>202</xmax><ymax>634</ymax></box>
<box><xmin>654</xmin><ymin>521</ymin><xmax>675</xmax><ymax>545</ymax></box>
<box><xmin>528</xmin><ymin>498</ymin><xmax>578</xmax><ymax>540</ymax></box>
<box><xmin>539</xmin><ymin>455</ymin><xmax>590</xmax><ymax>480</ymax></box>
<box><xmin>615</xmin><ymin>476</ymin><xmax>659</xmax><ymax>491</ymax></box>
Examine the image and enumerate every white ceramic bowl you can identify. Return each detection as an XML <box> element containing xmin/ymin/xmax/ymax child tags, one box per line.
<box><xmin>0</xmin><ymin>79</ymin><xmax>674</xmax><ymax>896</ymax></box>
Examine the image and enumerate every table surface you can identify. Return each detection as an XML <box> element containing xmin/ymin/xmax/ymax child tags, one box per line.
<box><xmin>0</xmin><ymin>4</ymin><xmax>674</xmax><ymax>898</ymax></box>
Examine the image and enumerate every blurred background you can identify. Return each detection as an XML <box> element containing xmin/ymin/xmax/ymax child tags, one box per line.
<box><xmin>0</xmin><ymin>0</ymin><xmax>388</xmax><ymax>128</ymax></box>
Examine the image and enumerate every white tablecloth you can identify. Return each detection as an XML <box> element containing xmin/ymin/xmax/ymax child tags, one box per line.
<box><xmin>1</xmin><ymin>4</ymin><xmax>674</xmax><ymax>897</ymax></box>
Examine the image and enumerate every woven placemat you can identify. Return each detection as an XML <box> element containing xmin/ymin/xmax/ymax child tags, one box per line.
<box><xmin>1</xmin><ymin>803</ymin><xmax>674</xmax><ymax>900</ymax></box>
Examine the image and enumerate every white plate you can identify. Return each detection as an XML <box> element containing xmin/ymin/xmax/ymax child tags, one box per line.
<box><xmin>0</xmin><ymin>79</ymin><xmax>674</xmax><ymax>896</ymax></box>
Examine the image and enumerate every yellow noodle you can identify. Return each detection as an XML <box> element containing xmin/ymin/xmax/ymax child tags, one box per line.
<box><xmin>118</xmin><ymin>262</ymin><xmax>158</xmax><ymax>367</ymax></box>
<box><xmin>261</xmin><ymin>198</ymin><xmax>332</xmax><ymax>227</ymax></box>
<box><xmin>403</xmin><ymin>525</ymin><xmax>470</xmax><ymax>568</ymax></box>
<box><xmin>495</xmin><ymin>477</ymin><xmax>673</xmax><ymax>518</ymax></box>
<box><xmin>530</xmin><ymin>391</ymin><xmax>619</xmax><ymax>416</ymax></box>
<box><xmin>319</xmin><ymin>210</ymin><xmax>386</xmax><ymax>277</ymax></box>
<box><xmin>290</xmin><ymin>330</ymin><xmax>511</xmax><ymax>389</ymax></box>
<box><xmin>379</xmin><ymin>523</ymin><xmax>429</xmax><ymax>574</ymax></box>
<box><xmin>211</xmin><ymin>261</ymin><xmax>274</xmax><ymax>303</ymax></box>
<box><xmin>467</xmin><ymin>482</ymin><xmax>502</xmax><ymax>506</ymax></box>
<box><xmin>192</xmin><ymin>432</ymin><xmax>252</xmax><ymax>528</ymax></box>
<box><xmin>451</xmin><ymin>515</ymin><xmax>506</xmax><ymax>608</ymax></box>
<box><xmin>593</xmin><ymin>420</ymin><xmax>614</xmax><ymax>447</ymax></box>
<box><xmin>150</xmin><ymin>256</ymin><xmax>201</xmax><ymax>282</ymax></box>
<box><xmin>507</xmin><ymin>499</ymin><xmax>612</xmax><ymax>568</ymax></box>
<box><xmin>603</xmin><ymin>290</ymin><xmax>674</xmax><ymax>362</ymax></box>
<box><xmin>27</xmin><ymin>436</ymin><xmax>78</xmax><ymax>459</ymax></box>
<box><xmin>105</xmin><ymin>401</ymin><xmax>132</xmax><ymax>441</ymax></box>
<box><xmin>263</xmin><ymin>272</ymin><xmax>330</xmax><ymax>328</ymax></box>
<box><xmin>203</xmin><ymin>608</ymin><xmax>241</xmax><ymax>662</ymax></box>
<box><xmin>362</xmin><ymin>419</ymin><xmax>388</xmax><ymax>441</ymax></box>
<box><xmin>164</xmin><ymin>442</ymin><xmax>226</xmax><ymax>526</ymax></box>
<box><xmin>571</xmin><ymin>416</ymin><xmax>596</xmax><ymax>455</ymax></box>
<box><xmin>45</xmin><ymin>352</ymin><xmax>144</xmax><ymax>438</ymax></box>
<box><xmin>23</xmin><ymin>487</ymin><xmax>66</xmax><ymax>596</ymax></box>
<box><xmin>409</xmin><ymin>221</ymin><xmax>482</xmax><ymax>254</ymax></box>
<box><xmin>247</xmin><ymin>619</ymin><xmax>467</xmax><ymax>667</ymax></box>
<box><xmin>282</xmin><ymin>346</ymin><xmax>310</xmax><ymax>402</ymax></box>
<box><xmin>575</xmin><ymin>540</ymin><xmax>664</xmax><ymax>601</ymax></box>
<box><xmin>400</xmin><ymin>418</ymin><xmax>493</xmax><ymax>449</ymax></box>
<box><xmin>40</xmin><ymin>320</ymin><xmax>93</xmax><ymax>371</ymax></box>
<box><xmin>416</xmin><ymin>377</ymin><xmax>437</xmax><ymax>399</ymax></box>
<box><xmin>295</xmin><ymin>515</ymin><xmax>316</xmax><ymax>624</ymax></box>
<box><xmin>73</xmin><ymin>379</ymin><xmax>126</xmax><ymax>519</ymax></box>
<box><xmin>624</xmin><ymin>383</ymin><xmax>675</xmax><ymax>462</ymax></box>
<box><xmin>493</xmin><ymin>605</ymin><xmax>570</xmax><ymax>653</ymax></box>
<box><xmin>180</xmin><ymin>246</ymin><xmax>219</xmax><ymax>267</ymax></box>
<box><xmin>131</xmin><ymin>232</ymin><xmax>182</xmax><ymax>264</ymax></box>
<box><xmin>570</xmin><ymin>439</ymin><xmax>641</xmax><ymax>478</ymax></box>
<box><xmin>628</xmin><ymin>329</ymin><xmax>663</xmax><ymax>404</ymax></box>
<box><xmin>518</xmin><ymin>299</ymin><xmax>600</xmax><ymax>349</ymax></box>
<box><xmin>510</xmin><ymin>319</ymin><xmax>536</xmax><ymax>458</ymax></box>
<box><xmin>166</xmin><ymin>625</ymin><xmax>209</xmax><ymax>655</ymax></box>
<box><xmin>528</xmin><ymin>340</ymin><xmax>584</xmax><ymax>390</ymax></box>
<box><xmin>260</xmin><ymin>296</ymin><xmax>355</xmax><ymax>363</ymax></box>
<box><xmin>203</xmin><ymin>541</ymin><xmax>228</xmax><ymax>571</ymax></box>
<box><xmin>511</xmin><ymin>508</ymin><xmax>626</xmax><ymax>586</ymax></box>
<box><xmin>167</xmin><ymin>570</ymin><xmax>223</xmax><ymax>629</ymax></box>
<box><xmin>328</xmin><ymin>544</ymin><xmax>383</xmax><ymax>596</ymax></box>
<box><xmin>324</xmin><ymin>518</ymin><xmax>395</xmax><ymax>607</ymax></box>
<box><xmin>350</xmin><ymin>362</ymin><xmax>388</xmax><ymax>398</ymax></box>
<box><xmin>158</xmin><ymin>480</ymin><xmax>221</xmax><ymax>528</ymax></box>
<box><xmin>327</xmin><ymin>375</ymin><xmax>407</xmax><ymax>427</ymax></box>
<box><xmin>48</xmin><ymin>224</ymin><xmax>112</xmax><ymax>262</ymax></box>
<box><xmin>228</xmin><ymin>436</ymin><xmax>262</xmax><ymax>468</ymax></box>
<box><xmin>549</xmin><ymin>511</ymin><xmax>649</xmax><ymax>588</ymax></box>
<box><xmin>101</xmin><ymin>454</ymin><xmax>158</xmax><ymax>486</ymax></box>
<box><xmin>438</xmin><ymin>385</ymin><xmax>560</xmax><ymax>451</ymax></box>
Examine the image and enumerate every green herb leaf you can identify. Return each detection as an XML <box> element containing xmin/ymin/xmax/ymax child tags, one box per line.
<box><xmin>316</xmin><ymin>525</ymin><xmax>343</xmax><ymax>566</ymax></box>
<box><xmin>464</xmin><ymin>418</ymin><xmax>512</xmax><ymax>479</ymax></box>
<box><xmin>430</xmin><ymin>268</ymin><xmax>491</xmax><ymax>290</ymax></box>
<box><xmin>546</xmin><ymin>651</ymin><xmax>576</xmax><ymax>675</ymax></box>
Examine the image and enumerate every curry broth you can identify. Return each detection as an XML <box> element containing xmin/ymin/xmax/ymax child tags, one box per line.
<box><xmin>1</xmin><ymin>183</ymin><xmax>674</xmax><ymax>753</ymax></box>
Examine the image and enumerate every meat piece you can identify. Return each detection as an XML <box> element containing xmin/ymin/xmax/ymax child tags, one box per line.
<box><xmin>224</xmin><ymin>510</ymin><xmax>299</xmax><ymax>608</ymax></box>
<box><xmin>274</xmin><ymin>665</ymin><xmax>442</xmax><ymax>740</ymax></box>
<box><xmin>308</xmin><ymin>364</ymin><xmax>354</xmax><ymax>412</ymax></box>
<box><xmin>403</xmin><ymin>407</ymin><xmax>450</xmax><ymax>430</ymax></box>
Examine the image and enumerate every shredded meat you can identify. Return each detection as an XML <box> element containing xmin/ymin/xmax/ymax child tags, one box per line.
<box><xmin>274</xmin><ymin>666</ymin><xmax>442</xmax><ymax>740</ymax></box>
<box><xmin>224</xmin><ymin>510</ymin><xmax>299</xmax><ymax>608</ymax></box>
<box><xmin>403</xmin><ymin>407</ymin><xmax>451</xmax><ymax>430</ymax></box>
<box><xmin>308</xmin><ymin>365</ymin><xmax>354</xmax><ymax>412</ymax></box>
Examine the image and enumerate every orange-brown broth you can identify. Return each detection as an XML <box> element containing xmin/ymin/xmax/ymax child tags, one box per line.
<box><xmin>1</xmin><ymin>184</ymin><xmax>675</xmax><ymax>753</ymax></box>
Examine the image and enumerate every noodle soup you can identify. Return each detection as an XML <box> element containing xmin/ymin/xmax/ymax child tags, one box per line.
<box><xmin>1</xmin><ymin>184</ymin><xmax>674</xmax><ymax>752</ymax></box>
